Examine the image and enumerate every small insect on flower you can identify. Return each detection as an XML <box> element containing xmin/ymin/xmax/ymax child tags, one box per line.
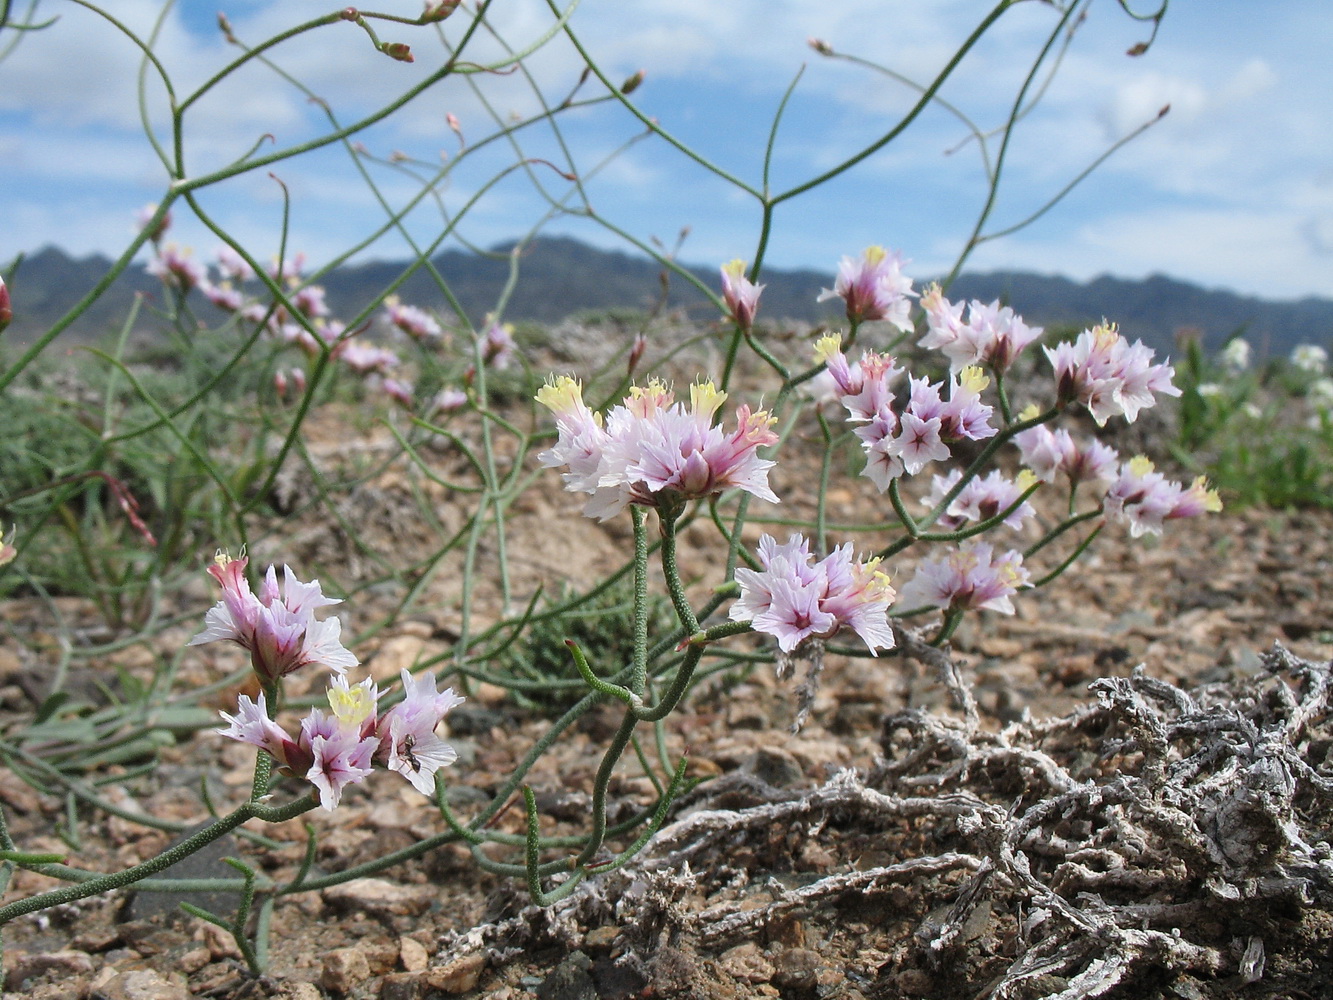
<box><xmin>397</xmin><ymin>734</ymin><xmax>422</xmax><ymax>773</ymax></box>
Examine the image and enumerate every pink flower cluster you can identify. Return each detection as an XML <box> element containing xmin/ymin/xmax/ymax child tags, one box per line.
<box><xmin>384</xmin><ymin>296</ymin><xmax>442</xmax><ymax>341</ymax></box>
<box><xmin>1013</xmin><ymin>421</ymin><xmax>1118</xmax><ymax>492</ymax></box>
<box><xmin>1045</xmin><ymin>322</ymin><xmax>1181</xmax><ymax>425</ymax></box>
<box><xmin>919</xmin><ymin>285</ymin><xmax>1043</xmax><ymax>374</ymax></box>
<box><xmin>896</xmin><ymin>541</ymin><xmax>1030</xmax><ymax>616</ymax></box>
<box><xmin>146</xmin><ymin>243</ymin><xmax>206</xmax><ymax>292</ymax></box>
<box><xmin>815</xmin><ymin>334</ymin><xmax>996</xmax><ymax>489</ymax></box>
<box><xmin>922</xmin><ymin>469</ymin><xmax>1037</xmax><ymax>532</ymax></box>
<box><xmin>1012</xmin><ymin>421</ymin><xmax>1220</xmax><ymax>536</ymax></box>
<box><xmin>189</xmin><ymin>554</ymin><xmax>358</xmax><ymax>684</ymax></box>
<box><xmin>730</xmin><ymin>534</ymin><xmax>896</xmax><ymax>654</ymax></box>
<box><xmin>218</xmin><ymin>670</ymin><xmax>463</xmax><ymax>809</ymax></box>
<box><xmin>536</xmin><ymin>376</ymin><xmax>779</xmax><ymax>521</ymax></box>
<box><xmin>817</xmin><ymin>246</ymin><xmax>915</xmax><ymax>329</ymax></box>
<box><xmin>1103</xmin><ymin>456</ymin><xmax>1222</xmax><ymax>538</ymax></box>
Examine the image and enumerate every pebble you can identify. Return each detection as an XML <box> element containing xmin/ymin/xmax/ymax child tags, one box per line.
<box><xmin>322</xmin><ymin>877</ymin><xmax>434</xmax><ymax>918</ymax></box>
<box><xmin>322</xmin><ymin>947</ymin><xmax>371</xmax><ymax>994</ymax></box>
<box><xmin>771</xmin><ymin>947</ymin><xmax>822</xmax><ymax>991</ymax></box>
<box><xmin>424</xmin><ymin>952</ymin><xmax>486</xmax><ymax>994</ymax></box>
<box><xmin>93</xmin><ymin>969</ymin><xmax>193</xmax><ymax>1000</ymax></box>
<box><xmin>582</xmin><ymin>925</ymin><xmax>621</xmax><ymax>952</ymax></box>
<box><xmin>3</xmin><ymin>950</ymin><xmax>94</xmax><ymax>991</ymax></box>
<box><xmin>718</xmin><ymin>942</ymin><xmax>774</xmax><ymax>983</ymax></box>
<box><xmin>399</xmin><ymin>935</ymin><xmax>430</xmax><ymax>972</ymax></box>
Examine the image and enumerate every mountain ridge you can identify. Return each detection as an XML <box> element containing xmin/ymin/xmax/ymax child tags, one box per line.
<box><xmin>4</xmin><ymin>237</ymin><xmax>1330</xmax><ymax>359</ymax></box>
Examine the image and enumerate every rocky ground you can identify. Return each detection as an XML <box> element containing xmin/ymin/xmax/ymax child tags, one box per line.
<box><xmin>1</xmin><ymin>349</ymin><xmax>1331</xmax><ymax>1000</ymax></box>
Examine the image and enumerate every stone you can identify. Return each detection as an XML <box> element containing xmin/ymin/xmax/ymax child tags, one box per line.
<box><xmin>379</xmin><ymin>972</ymin><xmax>422</xmax><ymax>1000</ymax></box>
<box><xmin>399</xmin><ymin>936</ymin><xmax>430</xmax><ymax>972</ymax></box>
<box><xmin>424</xmin><ymin>952</ymin><xmax>485</xmax><ymax>994</ymax></box>
<box><xmin>718</xmin><ymin>943</ymin><xmax>774</xmax><ymax>983</ymax></box>
<box><xmin>322</xmin><ymin>877</ymin><xmax>434</xmax><ymax>918</ymax></box>
<box><xmin>771</xmin><ymin>948</ymin><xmax>822</xmax><ymax>992</ymax></box>
<box><xmin>277</xmin><ymin>983</ymin><xmax>323</xmax><ymax>1000</ymax></box>
<box><xmin>322</xmin><ymin>947</ymin><xmax>371</xmax><ymax>994</ymax></box>
<box><xmin>582</xmin><ymin>925</ymin><xmax>621</xmax><ymax>952</ymax></box>
<box><xmin>4</xmin><ymin>950</ymin><xmax>94</xmax><ymax>991</ymax></box>
<box><xmin>93</xmin><ymin>969</ymin><xmax>193</xmax><ymax>1000</ymax></box>
<box><xmin>176</xmin><ymin>946</ymin><xmax>212</xmax><ymax>974</ymax></box>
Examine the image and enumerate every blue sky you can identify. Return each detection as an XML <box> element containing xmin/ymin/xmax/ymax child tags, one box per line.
<box><xmin>2</xmin><ymin>1</ymin><xmax>1331</xmax><ymax>300</ymax></box>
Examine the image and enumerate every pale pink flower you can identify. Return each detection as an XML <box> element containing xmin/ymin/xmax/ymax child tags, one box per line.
<box><xmin>892</xmin><ymin>410</ymin><xmax>950</xmax><ymax>476</ymax></box>
<box><xmin>1013</xmin><ymin>423</ymin><xmax>1118</xmax><ymax>491</ymax></box>
<box><xmin>730</xmin><ymin>534</ymin><xmax>895</xmax><ymax>654</ymax></box>
<box><xmin>201</xmin><ymin>280</ymin><xmax>244</xmax><ymax>313</ymax></box>
<box><xmin>189</xmin><ymin>553</ymin><xmax>357</xmax><ymax>684</ymax></box>
<box><xmin>382</xmin><ymin>378</ymin><xmax>415</xmax><ymax>408</ymax></box>
<box><xmin>431</xmin><ymin>388</ymin><xmax>469</xmax><ymax>415</ymax></box>
<box><xmin>147</xmin><ymin>243</ymin><xmax>205</xmax><ymax>292</ymax></box>
<box><xmin>217</xmin><ymin>693</ymin><xmax>293</xmax><ymax>764</ymax></box>
<box><xmin>537</xmin><ymin>376</ymin><xmax>779</xmax><ymax>521</ymax></box>
<box><xmin>268</xmin><ymin>252</ymin><xmax>307</xmax><ymax>286</ymax></box>
<box><xmin>339</xmin><ymin>342</ymin><xmax>400</xmax><ymax>374</ymax></box>
<box><xmin>305</xmin><ymin>725</ymin><xmax>377</xmax><ymax>810</ymax></box>
<box><xmin>816</xmin><ymin>334</ymin><xmax>993</xmax><ymax>488</ymax></box>
<box><xmin>919</xmin><ymin>286</ymin><xmax>1042</xmax><ymax>373</ymax></box>
<box><xmin>215</xmin><ymin>246</ymin><xmax>255</xmax><ymax>283</ymax></box>
<box><xmin>1045</xmin><ymin>323</ymin><xmax>1180</xmax><ymax>425</ymax></box>
<box><xmin>720</xmin><ymin>259</ymin><xmax>764</xmax><ymax>331</ymax></box>
<box><xmin>292</xmin><ymin>284</ymin><xmax>330</xmax><ymax>319</ymax></box>
<box><xmin>217</xmin><ymin>667</ymin><xmax>462</xmax><ymax>809</ymax></box>
<box><xmin>135</xmin><ymin>203</ymin><xmax>171</xmax><ymax>243</ymax></box>
<box><xmin>923</xmin><ymin>469</ymin><xmax>1036</xmax><ymax>531</ymax></box>
<box><xmin>375</xmin><ymin>670</ymin><xmax>465</xmax><ymax>795</ymax></box>
<box><xmin>1102</xmin><ymin>456</ymin><xmax>1221</xmax><ymax>538</ymax></box>
<box><xmin>817</xmin><ymin>246</ymin><xmax>916</xmax><ymax>329</ymax></box>
<box><xmin>480</xmin><ymin>319</ymin><xmax>517</xmax><ymax>369</ymax></box>
<box><xmin>384</xmin><ymin>296</ymin><xmax>441</xmax><ymax>340</ymax></box>
<box><xmin>0</xmin><ymin>524</ymin><xmax>16</xmax><ymax>566</ymax></box>
<box><xmin>896</xmin><ymin>541</ymin><xmax>1029</xmax><ymax>616</ymax></box>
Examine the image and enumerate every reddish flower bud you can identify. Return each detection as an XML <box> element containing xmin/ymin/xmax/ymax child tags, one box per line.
<box><xmin>627</xmin><ymin>333</ymin><xmax>647</xmax><ymax>377</ymax></box>
<box><xmin>423</xmin><ymin>0</ymin><xmax>461</xmax><ymax>22</ymax></box>
<box><xmin>0</xmin><ymin>276</ymin><xmax>11</xmax><ymax>336</ymax></box>
<box><xmin>382</xmin><ymin>42</ymin><xmax>414</xmax><ymax>62</ymax></box>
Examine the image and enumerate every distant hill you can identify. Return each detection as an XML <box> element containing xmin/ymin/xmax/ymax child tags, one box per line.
<box><xmin>5</xmin><ymin>237</ymin><xmax>1331</xmax><ymax>359</ymax></box>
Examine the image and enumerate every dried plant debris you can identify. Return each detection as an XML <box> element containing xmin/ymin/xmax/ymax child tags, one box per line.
<box><xmin>437</xmin><ymin>643</ymin><xmax>1333</xmax><ymax>1000</ymax></box>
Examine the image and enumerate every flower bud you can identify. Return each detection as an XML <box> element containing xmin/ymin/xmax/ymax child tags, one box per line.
<box><xmin>382</xmin><ymin>41</ymin><xmax>414</xmax><ymax>63</ymax></box>
<box><xmin>422</xmin><ymin>0</ymin><xmax>460</xmax><ymax>21</ymax></box>
<box><xmin>620</xmin><ymin>69</ymin><xmax>646</xmax><ymax>94</ymax></box>
<box><xmin>0</xmin><ymin>275</ymin><xmax>11</xmax><ymax>336</ymax></box>
<box><xmin>808</xmin><ymin>37</ymin><xmax>833</xmax><ymax>55</ymax></box>
<box><xmin>627</xmin><ymin>333</ymin><xmax>647</xmax><ymax>377</ymax></box>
